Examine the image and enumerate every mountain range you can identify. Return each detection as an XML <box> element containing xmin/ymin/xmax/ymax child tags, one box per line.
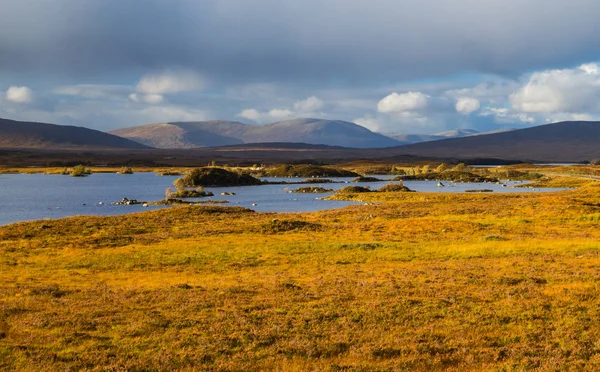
<box><xmin>2</xmin><ymin>117</ymin><xmax>600</xmax><ymax>162</ymax></box>
<box><xmin>109</xmin><ymin>118</ymin><xmax>401</xmax><ymax>149</ymax></box>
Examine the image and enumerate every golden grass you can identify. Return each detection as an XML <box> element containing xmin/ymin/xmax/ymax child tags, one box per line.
<box><xmin>2</xmin><ymin>172</ymin><xmax>600</xmax><ymax>370</ymax></box>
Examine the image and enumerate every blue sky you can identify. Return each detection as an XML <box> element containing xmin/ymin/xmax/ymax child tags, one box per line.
<box><xmin>1</xmin><ymin>0</ymin><xmax>600</xmax><ymax>134</ymax></box>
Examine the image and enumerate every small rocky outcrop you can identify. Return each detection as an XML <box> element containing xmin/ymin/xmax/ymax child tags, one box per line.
<box><xmin>112</xmin><ymin>197</ymin><xmax>146</xmax><ymax>205</ymax></box>
<box><xmin>336</xmin><ymin>186</ymin><xmax>372</xmax><ymax>193</ymax></box>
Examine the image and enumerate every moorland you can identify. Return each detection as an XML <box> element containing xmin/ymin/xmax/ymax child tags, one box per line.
<box><xmin>1</xmin><ymin>163</ymin><xmax>600</xmax><ymax>370</ymax></box>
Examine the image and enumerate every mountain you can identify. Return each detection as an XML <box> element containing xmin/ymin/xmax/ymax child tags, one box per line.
<box><xmin>0</xmin><ymin>118</ymin><xmax>150</xmax><ymax>150</ymax></box>
<box><xmin>109</xmin><ymin>121</ymin><xmax>247</xmax><ymax>148</ymax></box>
<box><xmin>390</xmin><ymin>121</ymin><xmax>600</xmax><ymax>162</ymax></box>
<box><xmin>382</xmin><ymin>133</ymin><xmax>443</xmax><ymax>144</ymax></box>
<box><xmin>111</xmin><ymin>118</ymin><xmax>402</xmax><ymax>149</ymax></box>
<box><xmin>383</xmin><ymin>129</ymin><xmax>479</xmax><ymax>144</ymax></box>
<box><xmin>435</xmin><ymin>129</ymin><xmax>479</xmax><ymax>137</ymax></box>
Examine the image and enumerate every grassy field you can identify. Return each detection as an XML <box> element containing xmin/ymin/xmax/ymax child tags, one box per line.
<box><xmin>2</xmin><ymin>168</ymin><xmax>600</xmax><ymax>370</ymax></box>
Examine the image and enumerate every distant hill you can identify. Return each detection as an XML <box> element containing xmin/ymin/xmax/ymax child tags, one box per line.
<box><xmin>383</xmin><ymin>128</ymin><xmax>480</xmax><ymax>144</ymax></box>
<box><xmin>109</xmin><ymin>121</ymin><xmax>247</xmax><ymax>148</ymax></box>
<box><xmin>110</xmin><ymin>118</ymin><xmax>403</xmax><ymax>149</ymax></box>
<box><xmin>0</xmin><ymin>118</ymin><xmax>150</xmax><ymax>150</ymax></box>
<box><xmin>435</xmin><ymin>129</ymin><xmax>479</xmax><ymax>137</ymax></box>
<box><xmin>389</xmin><ymin>121</ymin><xmax>600</xmax><ymax>162</ymax></box>
<box><xmin>383</xmin><ymin>128</ymin><xmax>519</xmax><ymax>144</ymax></box>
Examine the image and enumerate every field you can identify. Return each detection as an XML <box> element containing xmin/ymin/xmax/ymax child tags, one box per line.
<box><xmin>2</xmin><ymin>166</ymin><xmax>600</xmax><ymax>370</ymax></box>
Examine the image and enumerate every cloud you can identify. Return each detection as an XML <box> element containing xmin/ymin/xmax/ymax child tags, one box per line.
<box><xmin>237</xmin><ymin>96</ymin><xmax>324</xmax><ymax>123</ymax></box>
<box><xmin>2</xmin><ymin>0</ymin><xmax>600</xmax><ymax>87</ymax></box>
<box><xmin>293</xmin><ymin>96</ymin><xmax>324</xmax><ymax>112</ymax></box>
<box><xmin>54</xmin><ymin>84</ymin><xmax>130</xmax><ymax>100</ymax></box>
<box><xmin>510</xmin><ymin>63</ymin><xmax>600</xmax><ymax>113</ymax></box>
<box><xmin>237</xmin><ymin>108</ymin><xmax>294</xmax><ymax>123</ymax></box>
<box><xmin>268</xmin><ymin>109</ymin><xmax>294</xmax><ymax>120</ymax></box>
<box><xmin>353</xmin><ymin>116</ymin><xmax>380</xmax><ymax>132</ymax></box>
<box><xmin>455</xmin><ymin>97</ymin><xmax>480</xmax><ymax>115</ymax></box>
<box><xmin>136</xmin><ymin>70</ymin><xmax>206</xmax><ymax>95</ymax></box>
<box><xmin>6</xmin><ymin>86</ymin><xmax>33</xmax><ymax>103</ymax></box>
<box><xmin>129</xmin><ymin>93</ymin><xmax>165</xmax><ymax>105</ymax></box>
<box><xmin>377</xmin><ymin>92</ymin><xmax>428</xmax><ymax>113</ymax></box>
<box><xmin>480</xmin><ymin>107</ymin><xmax>535</xmax><ymax>124</ymax></box>
<box><xmin>238</xmin><ymin>109</ymin><xmax>261</xmax><ymax>122</ymax></box>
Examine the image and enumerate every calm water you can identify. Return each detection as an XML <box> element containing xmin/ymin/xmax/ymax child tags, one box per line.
<box><xmin>0</xmin><ymin>173</ymin><xmax>570</xmax><ymax>226</ymax></box>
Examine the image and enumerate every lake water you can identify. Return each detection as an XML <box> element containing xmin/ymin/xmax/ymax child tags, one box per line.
<box><xmin>0</xmin><ymin>173</ymin><xmax>570</xmax><ymax>226</ymax></box>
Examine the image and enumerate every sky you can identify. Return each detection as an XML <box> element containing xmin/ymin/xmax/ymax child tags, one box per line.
<box><xmin>1</xmin><ymin>0</ymin><xmax>600</xmax><ymax>134</ymax></box>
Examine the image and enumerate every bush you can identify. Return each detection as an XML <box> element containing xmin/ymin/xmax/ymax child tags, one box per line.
<box><xmin>118</xmin><ymin>167</ymin><xmax>133</xmax><ymax>174</ymax></box>
<box><xmin>70</xmin><ymin>165</ymin><xmax>91</xmax><ymax>177</ymax></box>
<box><xmin>171</xmin><ymin>188</ymin><xmax>214</xmax><ymax>198</ymax></box>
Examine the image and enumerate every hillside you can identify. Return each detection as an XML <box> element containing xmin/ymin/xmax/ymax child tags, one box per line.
<box><xmin>0</xmin><ymin>118</ymin><xmax>150</xmax><ymax>150</ymax></box>
<box><xmin>390</xmin><ymin>121</ymin><xmax>600</xmax><ymax>162</ymax></box>
<box><xmin>110</xmin><ymin>118</ymin><xmax>402</xmax><ymax>149</ymax></box>
<box><xmin>383</xmin><ymin>129</ymin><xmax>479</xmax><ymax>144</ymax></box>
<box><xmin>109</xmin><ymin>121</ymin><xmax>246</xmax><ymax>148</ymax></box>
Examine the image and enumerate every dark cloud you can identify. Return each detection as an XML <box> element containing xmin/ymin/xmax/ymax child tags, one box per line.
<box><xmin>1</xmin><ymin>0</ymin><xmax>600</xmax><ymax>84</ymax></box>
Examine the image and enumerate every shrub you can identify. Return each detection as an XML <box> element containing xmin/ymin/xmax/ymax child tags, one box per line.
<box><xmin>70</xmin><ymin>165</ymin><xmax>91</xmax><ymax>177</ymax></box>
<box><xmin>170</xmin><ymin>188</ymin><xmax>214</xmax><ymax>198</ymax></box>
<box><xmin>118</xmin><ymin>167</ymin><xmax>133</xmax><ymax>174</ymax></box>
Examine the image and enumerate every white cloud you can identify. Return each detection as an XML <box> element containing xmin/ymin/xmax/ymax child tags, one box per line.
<box><xmin>293</xmin><ymin>96</ymin><xmax>324</xmax><ymax>112</ymax></box>
<box><xmin>136</xmin><ymin>70</ymin><xmax>206</xmax><ymax>95</ymax></box>
<box><xmin>237</xmin><ymin>96</ymin><xmax>324</xmax><ymax>123</ymax></box>
<box><xmin>268</xmin><ymin>108</ymin><xmax>294</xmax><ymax>119</ymax></box>
<box><xmin>237</xmin><ymin>108</ymin><xmax>294</xmax><ymax>123</ymax></box>
<box><xmin>129</xmin><ymin>93</ymin><xmax>165</xmax><ymax>105</ymax></box>
<box><xmin>238</xmin><ymin>109</ymin><xmax>261</xmax><ymax>121</ymax></box>
<box><xmin>54</xmin><ymin>84</ymin><xmax>130</xmax><ymax>100</ymax></box>
<box><xmin>480</xmin><ymin>107</ymin><xmax>535</xmax><ymax>124</ymax></box>
<box><xmin>455</xmin><ymin>97</ymin><xmax>480</xmax><ymax>115</ymax></box>
<box><xmin>353</xmin><ymin>116</ymin><xmax>380</xmax><ymax>132</ymax></box>
<box><xmin>377</xmin><ymin>92</ymin><xmax>428</xmax><ymax>113</ymax></box>
<box><xmin>580</xmin><ymin>63</ymin><xmax>599</xmax><ymax>75</ymax></box>
<box><xmin>510</xmin><ymin>63</ymin><xmax>600</xmax><ymax>113</ymax></box>
<box><xmin>6</xmin><ymin>86</ymin><xmax>33</xmax><ymax>103</ymax></box>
